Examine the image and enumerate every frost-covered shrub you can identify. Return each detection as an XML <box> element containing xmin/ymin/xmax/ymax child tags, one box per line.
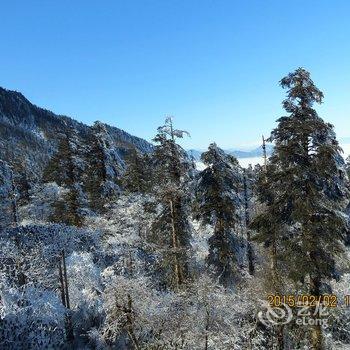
<box><xmin>0</xmin><ymin>225</ymin><xmax>104</xmax><ymax>349</ymax></box>
<box><xmin>0</xmin><ymin>224</ymin><xmax>101</xmax><ymax>289</ymax></box>
<box><xmin>67</xmin><ymin>252</ymin><xmax>104</xmax><ymax>337</ymax></box>
<box><xmin>20</xmin><ymin>182</ymin><xmax>67</xmax><ymax>224</ymax></box>
<box><xmin>87</xmin><ymin>194</ymin><xmax>159</xmax><ymax>277</ymax></box>
<box><xmin>0</xmin><ymin>282</ymin><xmax>65</xmax><ymax>350</ymax></box>
<box><xmin>328</xmin><ymin>273</ymin><xmax>350</xmax><ymax>345</ymax></box>
<box><xmin>0</xmin><ymin>160</ymin><xmax>16</xmax><ymax>229</ymax></box>
<box><xmin>100</xmin><ymin>274</ymin><xmax>263</xmax><ymax>350</ymax></box>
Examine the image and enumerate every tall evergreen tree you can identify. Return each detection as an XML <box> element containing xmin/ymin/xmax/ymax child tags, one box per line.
<box><xmin>122</xmin><ymin>147</ymin><xmax>152</xmax><ymax>193</ymax></box>
<box><xmin>251</xmin><ymin>68</ymin><xmax>349</xmax><ymax>349</ymax></box>
<box><xmin>196</xmin><ymin>143</ymin><xmax>241</xmax><ymax>286</ymax></box>
<box><xmin>10</xmin><ymin>158</ymin><xmax>31</xmax><ymax>207</ymax></box>
<box><xmin>0</xmin><ymin>160</ymin><xmax>19</xmax><ymax>229</ymax></box>
<box><xmin>85</xmin><ymin>121</ymin><xmax>121</xmax><ymax>212</ymax></box>
<box><xmin>85</xmin><ymin>122</ymin><xmax>109</xmax><ymax>212</ymax></box>
<box><xmin>43</xmin><ymin>128</ymin><xmax>85</xmax><ymax>226</ymax></box>
<box><xmin>150</xmin><ymin>117</ymin><xmax>192</xmax><ymax>289</ymax></box>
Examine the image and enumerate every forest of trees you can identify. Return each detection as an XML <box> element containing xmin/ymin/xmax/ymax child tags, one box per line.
<box><xmin>1</xmin><ymin>68</ymin><xmax>350</xmax><ymax>349</ymax></box>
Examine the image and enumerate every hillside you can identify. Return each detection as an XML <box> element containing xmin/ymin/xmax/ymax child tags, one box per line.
<box><xmin>0</xmin><ymin>87</ymin><xmax>153</xmax><ymax>179</ymax></box>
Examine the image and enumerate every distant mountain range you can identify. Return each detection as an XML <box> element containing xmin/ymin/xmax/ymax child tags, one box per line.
<box><xmin>189</xmin><ymin>136</ymin><xmax>350</xmax><ymax>161</ymax></box>
<box><xmin>0</xmin><ymin>87</ymin><xmax>153</xmax><ymax>180</ymax></box>
<box><xmin>187</xmin><ymin>144</ymin><xmax>274</xmax><ymax>161</ymax></box>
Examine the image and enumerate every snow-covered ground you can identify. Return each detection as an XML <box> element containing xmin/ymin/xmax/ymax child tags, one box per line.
<box><xmin>195</xmin><ymin>161</ymin><xmax>207</xmax><ymax>170</ymax></box>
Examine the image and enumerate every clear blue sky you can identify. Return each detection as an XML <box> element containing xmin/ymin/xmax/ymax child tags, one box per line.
<box><xmin>1</xmin><ymin>0</ymin><xmax>350</xmax><ymax>149</ymax></box>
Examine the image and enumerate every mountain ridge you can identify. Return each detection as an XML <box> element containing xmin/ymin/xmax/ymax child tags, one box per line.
<box><xmin>187</xmin><ymin>144</ymin><xmax>274</xmax><ymax>161</ymax></box>
<box><xmin>0</xmin><ymin>86</ymin><xmax>153</xmax><ymax>179</ymax></box>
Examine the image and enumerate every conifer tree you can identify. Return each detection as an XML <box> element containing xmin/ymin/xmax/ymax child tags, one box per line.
<box><xmin>85</xmin><ymin>122</ymin><xmax>108</xmax><ymax>212</ymax></box>
<box><xmin>0</xmin><ymin>160</ymin><xmax>19</xmax><ymax>228</ymax></box>
<box><xmin>150</xmin><ymin>117</ymin><xmax>192</xmax><ymax>289</ymax></box>
<box><xmin>85</xmin><ymin>121</ymin><xmax>121</xmax><ymax>212</ymax></box>
<box><xmin>122</xmin><ymin>147</ymin><xmax>152</xmax><ymax>193</ymax></box>
<box><xmin>196</xmin><ymin>143</ymin><xmax>241</xmax><ymax>286</ymax></box>
<box><xmin>10</xmin><ymin>158</ymin><xmax>31</xmax><ymax>206</ymax></box>
<box><xmin>43</xmin><ymin>128</ymin><xmax>85</xmax><ymax>226</ymax></box>
<box><xmin>251</xmin><ymin>68</ymin><xmax>349</xmax><ymax>349</ymax></box>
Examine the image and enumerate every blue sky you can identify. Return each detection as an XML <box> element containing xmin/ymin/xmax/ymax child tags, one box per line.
<box><xmin>1</xmin><ymin>0</ymin><xmax>350</xmax><ymax>149</ymax></box>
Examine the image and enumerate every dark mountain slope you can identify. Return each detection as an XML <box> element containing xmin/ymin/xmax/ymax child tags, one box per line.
<box><xmin>0</xmin><ymin>87</ymin><xmax>153</xmax><ymax>179</ymax></box>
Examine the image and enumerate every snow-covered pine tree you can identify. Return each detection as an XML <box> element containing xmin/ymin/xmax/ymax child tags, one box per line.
<box><xmin>196</xmin><ymin>143</ymin><xmax>241</xmax><ymax>287</ymax></box>
<box><xmin>0</xmin><ymin>160</ymin><xmax>19</xmax><ymax>229</ymax></box>
<box><xmin>85</xmin><ymin>122</ymin><xmax>108</xmax><ymax>212</ymax></box>
<box><xmin>251</xmin><ymin>68</ymin><xmax>349</xmax><ymax>349</ymax></box>
<box><xmin>84</xmin><ymin>121</ymin><xmax>121</xmax><ymax>212</ymax></box>
<box><xmin>10</xmin><ymin>158</ymin><xmax>31</xmax><ymax>207</ymax></box>
<box><xmin>43</xmin><ymin>128</ymin><xmax>85</xmax><ymax>226</ymax></box>
<box><xmin>150</xmin><ymin>117</ymin><xmax>192</xmax><ymax>289</ymax></box>
<box><xmin>122</xmin><ymin>147</ymin><xmax>152</xmax><ymax>193</ymax></box>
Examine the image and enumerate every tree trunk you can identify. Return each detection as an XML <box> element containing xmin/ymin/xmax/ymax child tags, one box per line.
<box><xmin>62</xmin><ymin>250</ymin><xmax>71</xmax><ymax>309</ymax></box>
<box><xmin>126</xmin><ymin>294</ymin><xmax>140</xmax><ymax>350</ymax></box>
<box><xmin>61</xmin><ymin>250</ymin><xmax>74</xmax><ymax>341</ymax></box>
<box><xmin>13</xmin><ymin>233</ymin><xmax>26</xmax><ymax>286</ymax></box>
<box><xmin>270</xmin><ymin>236</ymin><xmax>278</xmax><ymax>287</ymax></box>
<box><xmin>58</xmin><ymin>258</ymin><xmax>67</xmax><ymax>307</ymax></box>
<box><xmin>169</xmin><ymin>198</ymin><xmax>182</xmax><ymax>288</ymax></box>
<box><xmin>310</xmin><ymin>276</ymin><xmax>324</xmax><ymax>350</ymax></box>
<box><xmin>10</xmin><ymin>173</ymin><xmax>19</xmax><ymax>226</ymax></box>
<box><xmin>276</xmin><ymin>325</ymin><xmax>285</xmax><ymax>350</ymax></box>
<box><xmin>262</xmin><ymin>135</ymin><xmax>267</xmax><ymax>173</ymax></box>
<box><xmin>310</xmin><ymin>326</ymin><xmax>323</xmax><ymax>350</ymax></box>
<box><xmin>261</xmin><ymin>136</ymin><xmax>278</xmax><ymax>286</ymax></box>
<box><xmin>243</xmin><ymin>171</ymin><xmax>254</xmax><ymax>275</ymax></box>
<box><xmin>204</xmin><ymin>306</ymin><xmax>210</xmax><ymax>350</ymax></box>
